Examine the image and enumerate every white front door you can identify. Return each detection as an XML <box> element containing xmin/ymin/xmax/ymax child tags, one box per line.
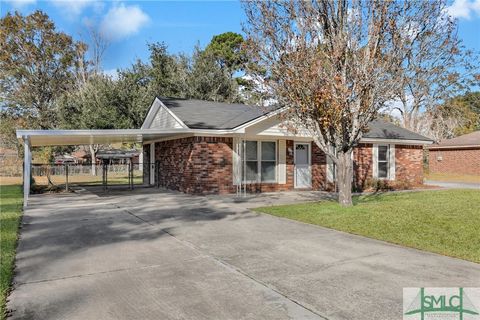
<box><xmin>294</xmin><ymin>143</ymin><xmax>311</xmax><ymax>188</ymax></box>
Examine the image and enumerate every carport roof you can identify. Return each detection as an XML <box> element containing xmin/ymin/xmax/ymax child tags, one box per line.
<box><xmin>16</xmin><ymin>128</ymin><xmax>192</xmax><ymax>147</ymax></box>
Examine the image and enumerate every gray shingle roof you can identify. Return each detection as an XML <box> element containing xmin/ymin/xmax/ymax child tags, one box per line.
<box><xmin>428</xmin><ymin>131</ymin><xmax>480</xmax><ymax>148</ymax></box>
<box><xmin>159</xmin><ymin>97</ymin><xmax>432</xmax><ymax>142</ymax></box>
<box><xmin>364</xmin><ymin>120</ymin><xmax>432</xmax><ymax>142</ymax></box>
<box><xmin>159</xmin><ymin>97</ymin><xmax>277</xmax><ymax>129</ymax></box>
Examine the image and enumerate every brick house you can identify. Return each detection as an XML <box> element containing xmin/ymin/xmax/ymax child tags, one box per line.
<box><xmin>428</xmin><ymin>131</ymin><xmax>480</xmax><ymax>176</ymax></box>
<box><xmin>141</xmin><ymin>97</ymin><xmax>433</xmax><ymax>194</ymax></box>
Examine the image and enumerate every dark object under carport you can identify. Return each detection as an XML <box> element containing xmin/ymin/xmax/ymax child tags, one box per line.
<box><xmin>96</xmin><ymin>150</ymin><xmax>139</xmax><ymax>192</ymax></box>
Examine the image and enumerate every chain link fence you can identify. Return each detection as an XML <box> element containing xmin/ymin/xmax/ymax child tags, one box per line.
<box><xmin>30</xmin><ymin>163</ymin><xmax>145</xmax><ymax>188</ymax></box>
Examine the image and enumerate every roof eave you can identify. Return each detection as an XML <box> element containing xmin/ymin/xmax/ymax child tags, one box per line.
<box><xmin>231</xmin><ymin>106</ymin><xmax>288</xmax><ymax>133</ymax></box>
<box><xmin>428</xmin><ymin>144</ymin><xmax>480</xmax><ymax>149</ymax></box>
<box><xmin>360</xmin><ymin>137</ymin><xmax>434</xmax><ymax>145</ymax></box>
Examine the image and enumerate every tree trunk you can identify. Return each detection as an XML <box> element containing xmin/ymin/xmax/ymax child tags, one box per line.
<box><xmin>336</xmin><ymin>149</ymin><xmax>353</xmax><ymax>206</ymax></box>
<box><xmin>89</xmin><ymin>145</ymin><xmax>97</xmax><ymax>176</ymax></box>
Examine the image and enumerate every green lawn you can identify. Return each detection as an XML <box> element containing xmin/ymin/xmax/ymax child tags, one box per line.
<box><xmin>0</xmin><ymin>185</ymin><xmax>23</xmax><ymax>319</ymax></box>
<box><xmin>255</xmin><ymin>189</ymin><xmax>480</xmax><ymax>263</ymax></box>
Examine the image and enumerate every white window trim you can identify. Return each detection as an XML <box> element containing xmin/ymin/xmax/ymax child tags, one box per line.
<box><xmin>372</xmin><ymin>144</ymin><xmax>395</xmax><ymax>181</ymax></box>
<box><xmin>278</xmin><ymin>140</ymin><xmax>287</xmax><ymax>184</ymax></box>
<box><xmin>243</xmin><ymin>140</ymin><xmax>278</xmax><ymax>184</ymax></box>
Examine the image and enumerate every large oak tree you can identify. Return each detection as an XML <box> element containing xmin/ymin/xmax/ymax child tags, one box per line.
<box><xmin>0</xmin><ymin>10</ymin><xmax>87</xmax><ymax>130</ymax></box>
<box><xmin>243</xmin><ymin>0</ymin><xmax>467</xmax><ymax>206</ymax></box>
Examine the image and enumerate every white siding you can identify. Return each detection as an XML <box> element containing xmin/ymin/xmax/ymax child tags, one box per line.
<box><xmin>245</xmin><ymin>117</ymin><xmax>310</xmax><ymax>137</ymax></box>
<box><xmin>150</xmin><ymin>105</ymin><xmax>184</xmax><ymax>129</ymax></box>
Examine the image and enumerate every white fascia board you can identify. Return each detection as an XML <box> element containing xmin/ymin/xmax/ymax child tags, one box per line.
<box><xmin>16</xmin><ymin>128</ymin><xmax>192</xmax><ymax>138</ymax></box>
<box><xmin>360</xmin><ymin>138</ymin><xmax>433</xmax><ymax>145</ymax></box>
<box><xmin>427</xmin><ymin>145</ymin><xmax>480</xmax><ymax>149</ymax></box>
<box><xmin>16</xmin><ymin>128</ymin><xmax>194</xmax><ymax>147</ymax></box>
<box><xmin>155</xmin><ymin>99</ymin><xmax>189</xmax><ymax>129</ymax></box>
<box><xmin>143</xmin><ymin>133</ymin><xmax>194</xmax><ymax>144</ymax></box>
<box><xmin>141</xmin><ymin>98</ymin><xmax>161</xmax><ymax>129</ymax></box>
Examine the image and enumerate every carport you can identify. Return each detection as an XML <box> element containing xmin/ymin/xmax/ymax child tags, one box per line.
<box><xmin>16</xmin><ymin>128</ymin><xmax>193</xmax><ymax>206</ymax></box>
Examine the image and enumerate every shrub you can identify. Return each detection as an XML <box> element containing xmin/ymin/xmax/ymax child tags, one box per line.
<box><xmin>363</xmin><ymin>178</ymin><xmax>393</xmax><ymax>192</ymax></box>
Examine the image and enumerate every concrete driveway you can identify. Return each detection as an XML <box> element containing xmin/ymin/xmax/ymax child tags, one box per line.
<box><xmin>424</xmin><ymin>179</ymin><xmax>480</xmax><ymax>190</ymax></box>
<box><xmin>8</xmin><ymin>187</ymin><xmax>480</xmax><ymax>320</ymax></box>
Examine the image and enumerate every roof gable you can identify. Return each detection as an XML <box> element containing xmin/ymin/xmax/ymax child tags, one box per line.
<box><xmin>141</xmin><ymin>98</ymin><xmax>187</xmax><ymax>129</ymax></box>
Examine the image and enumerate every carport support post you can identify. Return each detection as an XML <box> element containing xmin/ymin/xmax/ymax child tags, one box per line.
<box><xmin>65</xmin><ymin>164</ymin><xmax>69</xmax><ymax>192</ymax></box>
<box><xmin>102</xmin><ymin>161</ymin><xmax>108</xmax><ymax>192</ymax></box>
<box><xmin>129</xmin><ymin>158</ymin><xmax>133</xmax><ymax>190</ymax></box>
<box><xmin>23</xmin><ymin>137</ymin><xmax>31</xmax><ymax>207</ymax></box>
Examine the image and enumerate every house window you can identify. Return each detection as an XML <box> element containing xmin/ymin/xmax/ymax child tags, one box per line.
<box><xmin>243</xmin><ymin>141</ymin><xmax>277</xmax><ymax>183</ymax></box>
<box><xmin>245</xmin><ymin>141</ymin><xmax>258</xmax><ymax>181</ymax></box>
<box><xmin>377</xmin><ymin>145</ymin><xmax>389</xmax><ymax>179</ymax></box>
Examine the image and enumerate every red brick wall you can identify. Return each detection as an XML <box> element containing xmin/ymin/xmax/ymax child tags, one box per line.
<box><xmin>153</xmin><ymin>138</ymin><xmax>326</xmax><ymax>194</ymax></box>
<box><xmin>395</xmin><ymin>145</ymin><xmax>424</xmax><ymax>185</ymax></box>
<box><xmin>352</xmin><ymin>144</ymin><xmax>424</xmax><ymax>189</ymax></box>
<box><xmin>353</xmin><ymin>143</ymin><xmax>373</xmax><ymax>189</ymax></box>
<box><xmin>152</xmin><ymin>137</ymin><xmax>424</xmax><ymax>194</ymax></box>
<box><xmin>155</xmin><ymin>136</ymin><xmax>235</xmax><ymax>194</ymax></box>
<box><xmin>428</xmin><ymin>148</ymin><xmax>480</xmax><ymax>176</ymax></box>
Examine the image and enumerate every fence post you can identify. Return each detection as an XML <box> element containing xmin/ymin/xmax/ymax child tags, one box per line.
<box><xmin>65</xmin><ymin>164</ymin><xmax>69</xmax><ymax>192</ymax></box>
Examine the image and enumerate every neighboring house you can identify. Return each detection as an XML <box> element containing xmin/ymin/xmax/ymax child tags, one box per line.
<box><xmin>54</xmin><ymin>155</ymin><xmax>77</xmax><ymax>165</ymax></box>
<box><xmin>428</xmin><ymin>131</ymin><xmax>480</xmax><ymax>176</ymax></box>
<box><xmin>72</xmin><ymin>148</ymin><xmax>91</xmax><ymax>164</ymax></box>
<box><xmin>70</xmin><ymin>148</ymin><xmax>140</xmax><ymax>165</ymax></box>
<box><xmin>141</xmin><ymin>97</ymin><xmax>433</xmax><ymax>194</ymax></box>
<box><xmin>96</xmin><ymin>149</ymin><xmax>140</xmax><ymax>164</ymax></box>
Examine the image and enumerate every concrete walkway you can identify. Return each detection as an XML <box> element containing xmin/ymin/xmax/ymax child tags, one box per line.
<box><xmin>424</xmin><ymin>179</ymin><xmax>480</xmax><ymax>190</ymax></box>
<box><xmin>8</xmin><ymin>187</ymin><xmax>480</xmax><ymax>320</ymax></box>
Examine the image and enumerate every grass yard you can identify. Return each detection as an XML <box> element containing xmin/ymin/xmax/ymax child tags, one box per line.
<box><xmin>256</xmin><ymin>189</ymin><xmax>480</xmax><ymax>263</ymax></box>
<box><xmin>0</xmin><ymin>185</ymin><xmax>23</xmax><ymax>319</ymax></box>
<box><xmin>0</xmin><ymin>175</ymin><xmax>143</xmax><ymax>187</ymax></box>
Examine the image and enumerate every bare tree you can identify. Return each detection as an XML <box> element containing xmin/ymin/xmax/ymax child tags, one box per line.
<box><xmin>78</xmin><ymin>26</ymin><xmax>110</xmax><ymax>175</ymax></box>
<box><xmin>243</xmin><ymin>0</ymin><xmax>461</xmax><ymax>206</ymax></box>
<box><xmin>88</xmin><ymin>26</ymin><xmax>109</xmax><ymax>76</ymax></box>
<box><xmin>419</xmin><ymin>96</ymin><xmax>479</xmax><ymax>141</ymax></box>
<box><xmin>389</xmin><ymin>2</ymin><xmax>479</xmax><ymax>133</ymax></box>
